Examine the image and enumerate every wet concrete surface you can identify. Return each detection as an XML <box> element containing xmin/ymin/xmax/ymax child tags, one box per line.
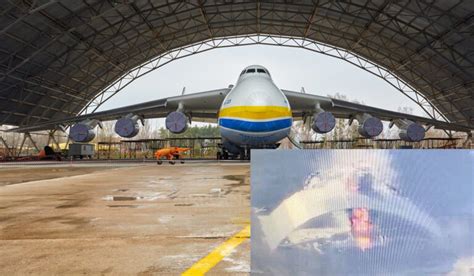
<box><xmin>0</xmin><ymin>162</ymin><xmax>250</xmax><ymax>275</ymax></box>
<box><xmin>0</xmin><ymin>166</ymin><xmax>122</xmax><ymax>186</ymax></box>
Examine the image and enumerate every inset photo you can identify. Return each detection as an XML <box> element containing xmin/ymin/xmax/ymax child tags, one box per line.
<box><xmin>251</xmin><ymin>150</ymin><xmax>473</xmax><ymax>275</ymax></box>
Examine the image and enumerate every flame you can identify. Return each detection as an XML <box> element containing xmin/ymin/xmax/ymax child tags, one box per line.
<box><xmin>351</xmin><ymin>208</ymin><xmax>372</xmax><ymax>251</ymax></box>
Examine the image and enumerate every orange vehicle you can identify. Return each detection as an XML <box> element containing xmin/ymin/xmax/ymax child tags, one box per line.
<box><xmin>154</xmin><ymin>147</ymin><xmax>190</xmax><ymax>165</ymax></box>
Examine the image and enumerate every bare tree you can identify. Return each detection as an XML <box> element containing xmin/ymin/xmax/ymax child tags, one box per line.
<box><xmin>95</xmin><ymin>121</ymin><xmax>119</xmax><ymax>143</ymax></box>
<box><xmin>136</xmin><ymin>119</ymin><xmax>156</xmax><ymax>139</ymax></box>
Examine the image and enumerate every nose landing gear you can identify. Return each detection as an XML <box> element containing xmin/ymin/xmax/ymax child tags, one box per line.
<box><xmin>239</xmin><ymin>148</ymin><xmax>251</xmax><ymax>160</ymax></box>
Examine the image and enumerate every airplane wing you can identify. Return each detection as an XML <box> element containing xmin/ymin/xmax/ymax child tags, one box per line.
<box><xmin>7</xmin><ymin>88</ymin><xmax>231</xmax><ymax>132</ymax></box>
<box><xmin>282</xmin><ymin>89</ymin><xmax>471</xmax><ymax>132</ymax></box>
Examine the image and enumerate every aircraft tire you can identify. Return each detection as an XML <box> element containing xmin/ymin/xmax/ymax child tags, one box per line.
<box><xmin>157</xmin><ymin>160</ymin><xmax>163</xmax><ymax>165</ymax></box>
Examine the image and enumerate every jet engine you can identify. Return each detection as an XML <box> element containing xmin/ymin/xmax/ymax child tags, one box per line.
<box><xmin>115</xmin><ymin>115</ymin><xmax>140</xmax><ymax>138</ymax></box>
<box><xmin>69</xmin><ymin>120</ymin><xmax>99</xmax><ymax>142</ymax></box>
<box><xmin>165</xmin><ymin>111</ymin><xmax>188</xmax><ymax>134</ymax></box>
<box><xmin>357</xmin><ymin>114</ymin><xmax>383</xmax><ymax>138</ymax></box>
<box><xmin>312</xmin><ymin>111</ymin><xmax>336</xmax><ymax>133</ymax></box>
<box><xmin>397</xmin><ymin>120</ymin><xmax>425</xmax><ymax>142</ymax></box>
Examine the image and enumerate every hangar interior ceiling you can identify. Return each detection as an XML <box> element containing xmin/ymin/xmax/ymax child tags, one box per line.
<box><xmin>0</xmin><ymin>0</ymin><xmax>472</xmax><ymax>129</ymax></box>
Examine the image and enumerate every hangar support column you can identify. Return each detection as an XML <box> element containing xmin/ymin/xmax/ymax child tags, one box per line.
<box><xmin>17</xmin><ymin>132</ymin><xmax>40</xmax><ymax>157</ymax></box>
<box><xmin>47</xmin><ymin>130</ymin><xmax>62</xmax><ymax>151</ymax></box>
<box><xmin>0</xmin><ymin>136</ymin><xmax>13</xmax><ymax>158</ymax></box>
<box><xmin>463</xmin><ymin>132</ymin><xmax>473</xmax><ymax>149</ymax></box>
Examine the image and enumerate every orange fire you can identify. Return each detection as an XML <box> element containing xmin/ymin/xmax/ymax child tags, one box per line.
<box><xmin>350</xmin><ymin>208</ymin><xmax>372</xmax><ymax>251</ymax></box>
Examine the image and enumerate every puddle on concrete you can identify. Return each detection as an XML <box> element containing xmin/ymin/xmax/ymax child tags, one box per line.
<box><xmin>102</xmin><ymin>193</ymin><xmax>168</xmax><ymax>201</ymax></box>
<box><xmin>60</xmin><ymin>217</ymin><xmax>89</xmax><ymax>226</ymax></box>
<box><xmin>102</xmin><ymin>195</ymin><xmax>137</xmax><ymax>201</ymax></box>
<box><xmin>210</xmin><ymin>188</ymin><xmax>223</xmax><ymax>194</ymax></box>
<box><xmin>56</xmin><ymin>204</ymin><xmax>78</xmax><ymax>209</ymax></box>
<box><xmin>55</xmin><ymin>199</ymin><xmax>88</xmax><ymax>209</ymax></box>
<box><xmin>107</xmin><ymin>205</ymin><xmax>138</xmax><ymax>208</ymax></box>
<box><xmin>174</xmin><ymin>203</ymin><xmax>194</xmax><ymax>206</ymax></box>
<box><xmin>111</xmin><ymin>196</ymin><xmax>137</xmax><ymax>201</ymax></box>
<box><xmin>223</xmin><ymin>175</ymin><xmax>247</xmax><ymax>187</ymax></box>
<box><xmin>35</xmin><ymin>216</ymin><xmax>89</xmax><ymax>226</ymax></box>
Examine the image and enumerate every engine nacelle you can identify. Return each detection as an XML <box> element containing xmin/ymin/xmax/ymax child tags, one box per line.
<box><xmin>115</xmin><ymin>115</ymin><xmax>140</xmax><ymax>138</ymax></box>
<box><xmin>69</xmin><ymin>122</ymin><xmax>96</xmax><ymax>142</ymax></box>
<box><xmin>312</xmin><ymin>111</ymin><xmax>336</xmax><ymax>133</ymax></box>
<box><xmin>398</xmin><ymin>121</ymin><xmax>425</xmax><ymax>142</ymax></box>
<box><xmin>165</xmin><ymin>111</ymin><xmax>188</xmax><ymax>134</ymax></box>
<box><xmin>357</xmin><ymin>115</ymin><xmax>383</xmax><ymax>138</ymax></box>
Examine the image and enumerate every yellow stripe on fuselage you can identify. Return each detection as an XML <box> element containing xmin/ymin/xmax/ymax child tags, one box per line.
<box><xmin>219</xmin><ymin>106</ymin><xmax>291</xmax><ymax>120</ymax></box>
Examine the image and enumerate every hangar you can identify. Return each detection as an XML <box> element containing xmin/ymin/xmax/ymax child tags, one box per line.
<box><xmin>0</xmin><ymin>0</ymin><xmax>473</xmax><ymax>132</ymax></box>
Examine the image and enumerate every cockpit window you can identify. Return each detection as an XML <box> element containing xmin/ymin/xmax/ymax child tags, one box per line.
<box><xmin>241</xmin><ymin>68</ymin><xmax>269</xmax><ymax>76</ymax></box>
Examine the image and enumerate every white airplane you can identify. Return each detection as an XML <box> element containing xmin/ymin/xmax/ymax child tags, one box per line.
<box><xmin>9</xmin><ymin>65</ymin><xmax>471</xmax><ymax>159</ymax></box>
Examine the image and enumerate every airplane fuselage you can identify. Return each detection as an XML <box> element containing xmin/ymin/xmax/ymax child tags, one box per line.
<box><xmin>218</xmin><ymin>65</ymin><xmax>292</xmax><ymax>151</ymax></box>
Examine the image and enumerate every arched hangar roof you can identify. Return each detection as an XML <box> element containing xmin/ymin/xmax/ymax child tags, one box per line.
<box><xmin>0</xmin><ymin>0</ymin><xmax>473</xmax><ymax>129</ymax></box>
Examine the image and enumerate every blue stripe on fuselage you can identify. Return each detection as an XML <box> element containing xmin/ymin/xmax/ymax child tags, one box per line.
<box><xmin>219</xmin><ymin>118</ymin><xmax>292</xmax><ymax>132</ymax></box>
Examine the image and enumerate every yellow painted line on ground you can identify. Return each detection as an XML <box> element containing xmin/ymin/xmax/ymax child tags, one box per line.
<box><xmin>182</xmin><ymin>225</ymin><xmax>250</xmax><ymax>276</ymax></box>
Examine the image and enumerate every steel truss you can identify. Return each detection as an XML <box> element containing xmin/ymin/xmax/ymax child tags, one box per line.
<box><xmin>81</xmin><ymin>34</ymin><xmax>447</xmax><ymax>123</ymax></box>
<box><xmin>0</xmin><ymin>129</ymin><xmax>68</xmax><ymax>158</ymax></box>
<box><xmin>1</xmin><ymin>1</ymin><xmax>472</xmax><ymax>130</ymax></box>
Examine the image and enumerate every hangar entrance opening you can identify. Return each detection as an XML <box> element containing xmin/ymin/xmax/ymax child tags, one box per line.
<box><xmin>1</xmin><ymin>1</ymin><xmax>472</xmax><ymax>157</ymax></box>
<box><xmin>82</xmin><ymin>35</ymin><xmax>445</xmax><ymax>122</ymax></box>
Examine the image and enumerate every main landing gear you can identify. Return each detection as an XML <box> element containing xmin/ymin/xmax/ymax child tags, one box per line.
<box><xmin>217</xmin><ymin>147</ymin><xmax>250</xmax><ymax>160</ymax></box>
<box><xmin>156</xmin><ymin>154</ymin><xmax>185</xmax><ymax>165</ymax></box>
<box><xmin>156</xmin><ymin>159</ymin><xmax>185</xmax><ymax>165</ymax></box>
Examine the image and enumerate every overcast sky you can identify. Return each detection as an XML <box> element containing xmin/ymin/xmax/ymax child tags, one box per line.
<box><xmin>98</xmin><ymin>45</ymin><xmax>424</xmax><ymax>128</ymax></box>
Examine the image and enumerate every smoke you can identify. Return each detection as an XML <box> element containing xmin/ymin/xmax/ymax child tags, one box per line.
<box><xmin>258</xmin><ymin>150</ymin><xmax>441</xmax><ymax>251</ymax></box>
